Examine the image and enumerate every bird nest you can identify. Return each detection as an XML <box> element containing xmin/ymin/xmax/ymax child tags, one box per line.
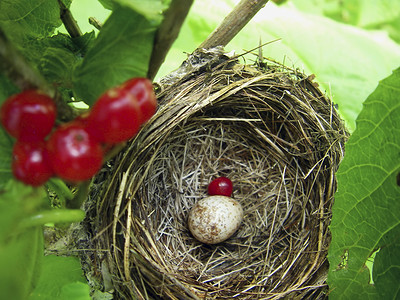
<box><xmin>81</xmin><ymin>48</ymin><xmax>348</xmax><ymax>299</ymax></box>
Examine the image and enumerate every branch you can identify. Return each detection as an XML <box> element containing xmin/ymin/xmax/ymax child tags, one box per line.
<box><xmin>58</xmin><ymin>0</ymin><xmax>82</xmax><ymax>38</ymax></box>
<box><xmin>147</xmin><ymin>0</ymin><xmax>194</xmax><ymax>80</ymax></box>
<box><xmin>197</xmin><ymin>0</ymin><xmax>269</xmax><ymax>50</ymax></box>
<box><xmin>89</xmin><ymin>17</ymin><xmax>103</xmax><ymax>31</ymax></box>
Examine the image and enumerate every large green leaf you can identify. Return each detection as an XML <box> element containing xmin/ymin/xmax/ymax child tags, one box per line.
<box><xmin>158</xmin><ymin>0</ymin><xmax>400</xmax><ymax>131</ymax></box>
<box><xmin>0</xmin><ymin>0</ymin><xmax>67</xmax><ymax>43</ymax></box>
<box><xmin>0</xmin><ymin>227</ymin><xmax>44</xmax><ymax>300</ymax></box>
<box><xmin>0</xmin><ymin>1</ymin><xmax>95</xmax><ymax>97</ymax></box>
<box><xmin>116</xmin><ymin>0</ymin><xmax>164</xmax><ymax>21</ymax></box>
<box><xmin>373</xmin><ymin>225</ymin><xmax>400</xmax><ymax>299</ymax></box>
<box><xmin>0</xmin><ymin>180</ymin><xmax>87</xmax><ymax>300</ymax></box>
<box><xmin>29</xmin><ymin>255</ymin><xmax>90</xmax><ymax>300</ymax></box>
<box><xmin>99</xmin><ymin>0</ymin><xmax>165</xmax><ymax>22</ymax></box>
<box><xmin>291</xmin><ymin>0</ymin><xmax>400</xmax><ymax>44</ymax></box>
<box><xmin>72</xmin><ymin>5</ymin><xmax>157</xmax><ymax>105</ymax></box>
<box><xmin>0</xmin><ymin>181</ymin><xmax>47</xmax><ymax>300</ymax></box>
<box><xmin>327</xmin><ymin>67</ymin><xmax>400</xmax><ymax>299</ymax></box>
<box><xmin>28</xmin><ymin>32</ymin><xmax>95</xmax><ymax>87</ymax></box>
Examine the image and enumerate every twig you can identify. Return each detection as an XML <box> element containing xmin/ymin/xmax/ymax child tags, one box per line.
<box><xmin>89</xmin><ymin>17</ymin><xmax>103</xmax><ymax>30</ymax></box>
<box><xmin>197</xmin><ymin>0</ymin><xmax>269</xmax><ymax>50</ymax></box>
<box><xmin>67</xmin><ymin>180</ymin><xmax>91</xmax><ymax>209</ymax></box>
<box><xmin>147</xmin><ymin>0</ymin><xmax>194</xmax><ymax>80</ymax></box>
<box><xmin>47</xmin><ymin>178</ymin><xmax>74</xmax><ymax>207</ymax></box>
<box><xmin>58</xmin><ymin>0</ymin><xmax>82</xmax><ymax>38</ymax></box>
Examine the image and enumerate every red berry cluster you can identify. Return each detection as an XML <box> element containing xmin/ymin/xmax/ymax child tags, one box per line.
<box><xmin>0</xmin><ymin>78</ymin><xmax>157</xmax><ymax>186</ymax></box>
<box><xmin>208</xmin><ymin>176</ymin><xmax>233</xmax><ymax>197</ymax></box>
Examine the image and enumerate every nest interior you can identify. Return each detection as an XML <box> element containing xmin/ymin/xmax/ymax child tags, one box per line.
<box><xmin>83</xmin><ymin>49</ymin><xmax>348</xmax><ymax>299</ymax></box>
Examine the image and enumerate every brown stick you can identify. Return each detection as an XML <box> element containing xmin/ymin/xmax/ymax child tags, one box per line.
<box><xmin>197</xmin><ymin>0</ymin><xmax>269</xmax><ymax>50</ymax></box>
<box><xmin>147</xmin><ymin>0</ymin><xmax>194</xmax><ymax>80</ymax></box>
<box><xmin>58</xmin><ymin>0</ymin><xmax>82</xmax><ymax>38</ymax></box>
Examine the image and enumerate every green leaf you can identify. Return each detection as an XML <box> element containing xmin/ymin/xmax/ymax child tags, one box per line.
<box><xmin>59</xmin><ymin>282</ymin><xmax>91</xmax><ymax>300</ymax></box>
<box><xmin>29</xmin><ymin>255</ymin><xmax>90</xmax><ymax>300</ymax></box>
<box><xmin>351</xmin><ymin>0</ymin><xmax>400</xmax><ymax>28</ymax></box>
<box><xmin>0</xmin><ymin>0</ymin><xmax>64</xmax><ymax>44</ymax></box>
<box><xmin>98</xmin><ymin>0</ymin><xmax>165</xmax><ymax>22</ymax></box>
<box><xmin>0</xmin><ymin>2</ymin><xmax>96</xmax><ymax>95</ymax></box>
<box><xmin>0</xmin><ymin>180</ymin><xmax>48</xmax><ymax>241</ymax></box>
<box><xmin>384</xmin><ymin>16</ymin><xmax>400</xmax><ymax>45</ymax></box>
<box><xmin>38</xmin><ymin>47</ymin><xmax>79</xmax><ymax>86</ymax></box>
<box><xmin>291</xmin><ymin>0</ymin><xmax>400</xmax><ymax>44</ymax></box>
<box><xmin>327</xmin><ymin>67</ymin><xmax>400</xmax><ymax>299</ymax></box>
<box><xmin>0</xmin><ymin>227</ymin><xmax>44</xmax><ymax>300</ymax></box>
<box><xmin>73</xmin><ymin>5</ymin><xmax>157</xmax><ymax>105</ymax></box>
<box><xmin>20</xmin><ymin>32</ymin><xmax>96</xmax><ymax>88</ymax></box>
<box><xmin>98</xmin><ymin>0</ymin><xmax>114</xmax><ymax>10</ymax></box>
<box><xmin>0</xmin><ymin>181</ymin><xmax>87</xmax><ymax>300</ymax></box>
<box><xmin>373</xmin><ymin>225</ymin><xmax>400</xmax><ymax>299</ymax></box>
<box><xmin>158</xmin><ymin>1</ymin><xmax>400</xmax><ymax>131</ymax></box>
<box><xmin>115</xmin><ymin>0</ymin><xmax>164</xmax><ymax>22</ymax></box>
<box><xmin>291</xmin><ymin>0</ymin><xmax>400</xmax><ymax>26</ymax></box>
<box><xmin>0</xmin><ymin>181</ymin><xmax>23</xmax><ymax>242</ymax></box>
<box><xmin>0</xmin><ymin>181</ymin><xmax>47</xmax><ymax>300</ymax></box>
<box><xmin>229</xmin><ymin>3</ymin><xmax>400</xmax><ymax>132</ymax></box>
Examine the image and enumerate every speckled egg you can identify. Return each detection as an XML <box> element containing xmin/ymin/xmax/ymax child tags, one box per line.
<box><xmin>188</xmin><ymin>195</ymin><xmax>244</xmax><ymax>244</ymax></box>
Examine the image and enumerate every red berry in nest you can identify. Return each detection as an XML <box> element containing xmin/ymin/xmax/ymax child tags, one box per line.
<box><xmin>120</xmin><ymin>77</ymin><xmax>157</xmax><ymax>123</ymax></box>
<box><xmin>46</xmin><ymin>121</ymin><xmax>103</xmax><ymax>182</ymax></box>
<box><xmin>86</xmin><ymin>87</ymin><xmax>142</xmax><ymax>145</ymax></box>
<box><xmin>0</xmin><ymin>90</ymin><xmax>56</xmax><ymax>142</ymax></box>
<box><xmin>208</xmin><ymin>177</ymin><xmax>233</xmax><ymax>197</ymax></box>
<box><xmin>12</xmin><ymin>141</ymin><xmax>54</xmax><ymax>186</ymax></box>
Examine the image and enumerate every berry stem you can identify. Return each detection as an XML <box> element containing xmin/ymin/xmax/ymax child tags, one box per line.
<box><xmin>104</xmin><ymin>142</ymin><xmax>127</xmax><ymax>162</ymax></box>
<box><xmin>67</xmin><ymin>180</ymin><xmax>91</xmax><ymax>209</ymax></box>
<box><xmin>89</xmin><ymin>17</ymin><xmax>103</xmax><ymax>30</ymax></box>
<box><xmin>47</xmin><ymin>178</ymin><xmax>74</xmax><ymax>206</ymax></box>
<box><xmin>18</xmin><ymin>209</ymin><xmax>85</xmax><ymax>229</ymax></box>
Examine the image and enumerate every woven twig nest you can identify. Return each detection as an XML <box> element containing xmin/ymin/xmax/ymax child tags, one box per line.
<box><xmin>83</xmin><ymin>48</ymin><xmax>348</xmax><ymax>299</ymax></box>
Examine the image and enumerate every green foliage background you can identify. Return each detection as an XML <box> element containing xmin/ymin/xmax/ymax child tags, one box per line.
<box><xmin>0</xmin><ymin>0</ymin><xmax>399</xmax><ymax>299</ymax></box>
<box><xmin>327</xmin><ymin>67</ymin><xmax>400</xmax><ymax>299</ymax></box>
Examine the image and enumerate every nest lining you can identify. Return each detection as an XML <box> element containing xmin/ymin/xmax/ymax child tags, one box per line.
<box><xmin>83</xmin><ymin>50</ymin><xmax>347</xmax><ymax>299</ymax></box>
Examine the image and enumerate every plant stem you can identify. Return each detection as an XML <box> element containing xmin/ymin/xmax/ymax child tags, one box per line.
<box><xmin>89</xmin><ymin>17</ymin><xmax>103</xmax><ymax>30</ymax></box>
<box><xmin>104</xmin><ymin>142</ymin><xmax>127</xmax><ymax>162</ymax></box>
<box><xmin>58</xmin><ymin>0</ymin><xmax>82</xmax><ymax>38</ymax></box>
<box><xmin>47</xmin><ymin>178</ymin><xmax>74</xmax><ymax>207</ymax></box>
<box><xmin>147</xmin><ymin>0</ymin><xmax>194</xmax><ymax>80</ymax></box>
<box><xmin>67</xmin><ymin>180</ymin><xmax>91</xmax><ymax>209</ymax></box>
<box><xmin>18</xmin><ymin>209</ymin><xmax>85</xmax><ymax>229</ymax></box>
<box><xmin>197</xmin><ymin>0</ymin><xmax>269</xmax><ymax>50</ymax></box>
